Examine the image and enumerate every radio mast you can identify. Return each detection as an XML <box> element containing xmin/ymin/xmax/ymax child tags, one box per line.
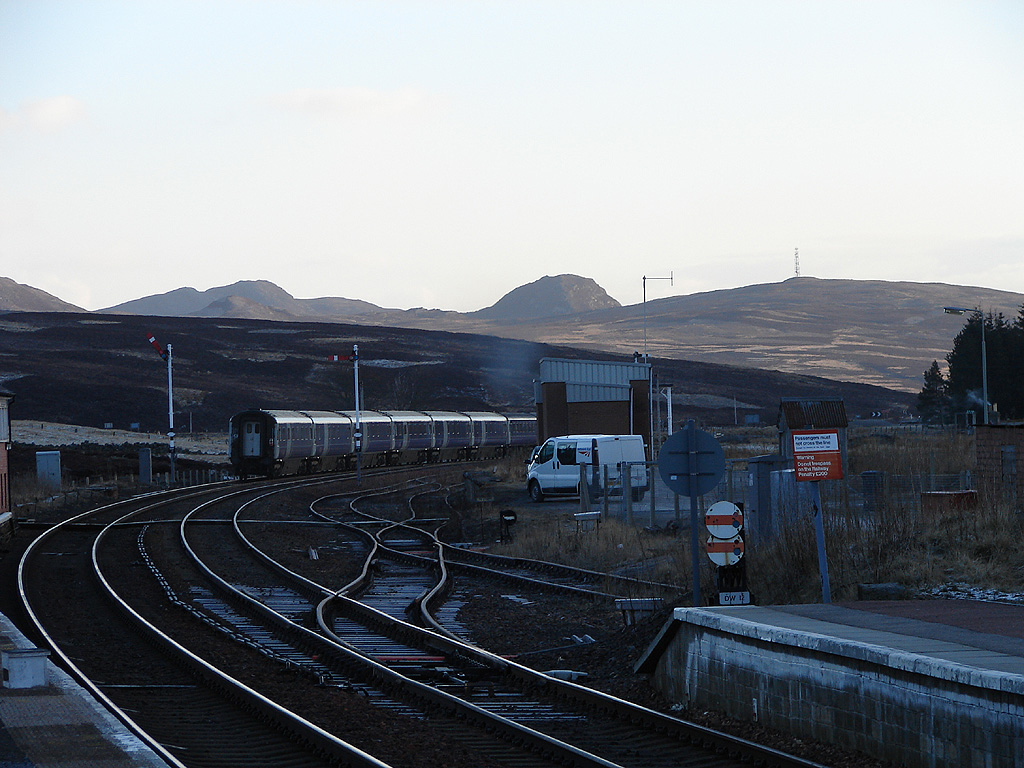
<box><xmin>794</xmin><ymin>247</ymin><xmax>801</xmax><ymax>278</ymax></box>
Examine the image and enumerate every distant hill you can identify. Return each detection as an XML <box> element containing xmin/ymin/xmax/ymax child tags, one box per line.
<box><xmin>103</xmin><ymin>279</ymin><xmax>383</xmax><ymax>319</ymax></box>
<box><xmin>193</xmin><ymin>295</ymin><xmax>298</xmax><ymax>321</ymax></box>
<box><xmin>471</xmin><ymin>274</ymin><xmax>620</xmax><ymax>320</ymax></box>
<box><xmin>10</xmin><ymin>273</ymin><xmax>1024</xmax><ymax>393</ymax></box>
<box><xmin>101</xmin><ymin>275</ymin><xmax>607</xmax><ymax>323</ymax></box>
<box><xmin>0</xmin><ymin>277</ymin><xmax>83</xmax><ymax>313</ymax></box>
<box><xmin>437</xmin><ymin>276</ymin><xmax>1024</xmax><ymax>393</ymax></box>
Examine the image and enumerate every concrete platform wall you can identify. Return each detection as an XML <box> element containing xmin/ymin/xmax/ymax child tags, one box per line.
<box><xmin>647</xmin><ymin>608</ymin><xmax>1024</xmax><ymax>768</ymax></box>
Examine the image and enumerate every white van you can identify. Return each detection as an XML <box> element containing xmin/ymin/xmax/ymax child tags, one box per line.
<box><xmin>526</xmin><ymin>434</ymin><xmax>649</xmax><ymax>502</ymax></box>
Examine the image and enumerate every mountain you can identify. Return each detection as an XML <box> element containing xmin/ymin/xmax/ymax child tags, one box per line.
<box><xmin>450</xmin><ymin>276</ymin><xmax>1024</xmax><ymax>392</ymax></box>
<box><xmin>0</xmin><ymin>277</ymin><xmax>84</xmax><ymax>313</ymax></box>
<box><xmin>471</xmin><ymin>274</ymin><xmax>620</xmax><ymax>320</ymax></box>
<box><xmin>13</xmin><ymin>274</ymin><xmax>1024</xmax><ymax>394</ymax></box>
<box><xmin>102</xmin><ymin>275</ymin><xmax>606</xmax><ymax>323</ymax></box>
<box><xmin>193</xmin><ymin>295</ymin><xmax>299</xmax><ymax>321</ymax></box>
<box><xmin>104</xmin><ymin>279</ymin><xmax>402</xmax><ymax>320</ymax></box>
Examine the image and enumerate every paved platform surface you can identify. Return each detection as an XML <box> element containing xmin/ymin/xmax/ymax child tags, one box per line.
<box><xmin>0</xmin><ymin>611</ymin><xmax>174</xmax><ymax>768</ymax></box>
<box><xmin>699</xmin><ymin>599</ymin><xmax>1024</xmax><ymax>681</ymax></box>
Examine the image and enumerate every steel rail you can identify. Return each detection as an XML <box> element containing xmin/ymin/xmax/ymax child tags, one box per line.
<box><xmin>16</xmin><ymin>483</ymin><xmax>228</xmax><ymax>768</ymax></box>
<box><xmin>92</xmin><ymin>494</ymin><xmax>394</xmax><ymax>768</ymax></box>
<box><xmin>308</xmin><ymin>481</ymin><xmax>830</xmax><ymax>768</ymax></box>
<box><xmin>182</xmin><ymin>489</ymin><xmax>622</xmax><ymax>768</ymax></box>
<box><xmin>169</xmin><ymin>471</ymin><xmax>825</xmax><ymax>768</ymax></box>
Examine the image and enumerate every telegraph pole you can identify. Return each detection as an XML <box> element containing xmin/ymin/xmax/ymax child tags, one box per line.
<box><xmin>643</xmin><ymin>273</ymin><xmax>673</xmax><ymax>454</ymax></box>
<box><xmin>353</xmin><ymin>344</ymin><xmax>361</xmax><ymax>484</ymax></box>
<box><xmin>147</xmin><ymin>333</ymin><xmax>175</xmax><ymax>483</ymax></box>
<box><xmin>166</xmin><ymin>343</ymin><xmax>176</xmax><ymax>483</ymax></box>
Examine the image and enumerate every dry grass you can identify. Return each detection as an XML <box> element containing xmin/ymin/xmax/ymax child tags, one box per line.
<box><xmin>485</xmin><ymin>428</ymin><xmax>1024</xmax><ymax>605</ymax></box>
<box><xmin>747</xmin><ymin>428</ymin><xmax>1024</xmax><ymax>603</ymax></box>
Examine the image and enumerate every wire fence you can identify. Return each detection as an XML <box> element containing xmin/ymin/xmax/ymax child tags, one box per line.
<box><xmin>580</xmin><ymin>460</ymin><xmax>975</xmax><ymax>532</ymax></box>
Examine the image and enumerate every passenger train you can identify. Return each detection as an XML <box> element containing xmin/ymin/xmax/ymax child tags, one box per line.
<box><xmin>229</xmin><ymin>409</ymin><xmax>537</xmax><ymax>478</ymax></box>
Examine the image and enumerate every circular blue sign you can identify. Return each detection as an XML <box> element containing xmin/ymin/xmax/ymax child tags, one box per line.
<box><xmin>657</xmin><ymin>426</ymin><xmax>726</xmax><ymax>496</ymax></box>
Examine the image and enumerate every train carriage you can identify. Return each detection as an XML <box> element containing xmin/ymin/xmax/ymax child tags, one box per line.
<box><xmin>464</xmin><ymin>411</ymin><xmax>513</xmax><ymax>458</ymax></box>
<box><xmin>422</xmin><ymin>411</ymin><xmax>473</xmax><ymax>461</ymax></box>
<box><xmin>229</xmin><ymin>408</ymin><xmax>536</xmax><ymax>478</ymax></box>
<box><xmin>381</xmin><ymin>410</ymin><xmax>433</xmax><ymax>463</ymax></box>
<box><xmin>508</xmin><ymin>414</ymin><xmax>539</xmax><ymax>447</ymax></box>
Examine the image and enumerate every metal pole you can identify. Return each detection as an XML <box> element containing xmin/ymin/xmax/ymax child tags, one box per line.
<box><xmin>642</xmin><ymin>273</ymin><xmax>672</xmax><ymax>456</ymax></box>
<box><xmin>981</xmin><ymin>314</ymin><xmax>989</xmax><ymax>425</ymax></box>
<box><xmin>686</xmin><ymin>420</ymin><xmax>701</xmax><ymax>607</ymax></box>
<box><xmin>353</xmin><ymin>344</ymin><xmax>362</xmax><ymax>484</ymax></box>
<box><xmin>663</xmin><ymin>386</ymin><xmax>673</xmax><ymax>436</ymax></box>
<box><xmin>811</xmin><ymin>481</ymin><xmax>831</xmax><ymax>603</ymax></box>
<box><xmin>166</xmin><ymin>344</ymin><xmax>175</xmax><ymax>484</ymax></box>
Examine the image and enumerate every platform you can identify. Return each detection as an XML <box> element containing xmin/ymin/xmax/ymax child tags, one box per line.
<box><xmin>636</xmin><ymin>600</ymin><xmax>1024</xmax><ymax>768</ymax></box>
<box><xmin>0</xmin><ymin>611</ymin><xmax>175</xmax><ymax>768</ymax></box>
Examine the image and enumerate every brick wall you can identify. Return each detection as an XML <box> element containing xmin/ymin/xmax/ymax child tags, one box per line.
<box><xmin>976</xmin><ymin>425</ymin><xmax>1024</xmax><ymax>504</ymax></box>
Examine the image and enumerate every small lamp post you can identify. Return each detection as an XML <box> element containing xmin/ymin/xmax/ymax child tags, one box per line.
<box><xmin>643</xmin><ymin>273</ymin><xmax>673</xmax><ymax>454</ymax></box>
<box><xmin>943</xmin><ymin>306</ymin><xmax>989</xmax><ymax>425</ymax></box>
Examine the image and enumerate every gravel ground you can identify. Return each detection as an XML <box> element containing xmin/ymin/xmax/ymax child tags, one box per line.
<box><xmin>455</xmin><ymin>584</ymin><xmax>894</xmax><ymax>768</ymax></box>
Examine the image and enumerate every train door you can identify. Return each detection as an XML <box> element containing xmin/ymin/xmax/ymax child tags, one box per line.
<box><xmin>241</xmin><ymin>420</ymin><xmax>262</xmax><ymax>457</ymax></box>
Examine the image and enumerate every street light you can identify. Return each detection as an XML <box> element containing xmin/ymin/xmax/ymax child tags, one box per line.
<box><xmin>642</xmin><ymin>272</ymin><xmax>673</xmax><ymax>360</ymax></box>
<box><xmin>943</xmin><ymin>306</ymin><xmax>989</xmax><ymax>425</ymax></box>
<box><xmin>643</xmin><ymin>273</ymin><xmax>673</xmax><ymax>454</ymax></box>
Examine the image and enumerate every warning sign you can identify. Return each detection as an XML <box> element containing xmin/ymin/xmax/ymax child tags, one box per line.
<box><xmin>706</xmin><ymin>533</ymin><xmax>744</xmax><ymax>566</ymax></box>
<box><xmin>792</xmin><ymin>429</ymin><xmax>844</xmax><ymax>481</ymax></box>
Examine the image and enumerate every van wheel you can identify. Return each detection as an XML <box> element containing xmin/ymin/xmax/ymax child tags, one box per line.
<box><xmin>528</xmin><ymin>480</ymin><xmax>545</xmax><ymax>502</ymax></box>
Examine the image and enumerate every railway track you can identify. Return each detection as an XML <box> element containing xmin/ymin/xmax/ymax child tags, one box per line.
<box><xmin>19</xmin><ymin>479</ymin><xmax>390</xmax><ymax>768</ymax></box>
<box><xmin>18</xmin><ymin>468</ymin><xmax>829</xmax><ymax>768</ymax></box>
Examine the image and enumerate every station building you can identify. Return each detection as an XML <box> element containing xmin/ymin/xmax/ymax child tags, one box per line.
<box><xmin>534</xmin><ymin>357</ymin><xmax>651</xmax><ymax>453</ymax></box>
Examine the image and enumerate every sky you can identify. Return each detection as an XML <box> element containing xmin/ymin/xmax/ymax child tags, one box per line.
<box><xmin>1</xmin><ymin>1</ymin><xmax>1022</xmax><ymax>312</ymax></box>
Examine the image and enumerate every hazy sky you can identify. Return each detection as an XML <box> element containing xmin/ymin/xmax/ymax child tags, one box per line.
<box><xmin>2</xmin><ymin>1</ymin><xmax>1022</xmax><ymax>312</ymax></box>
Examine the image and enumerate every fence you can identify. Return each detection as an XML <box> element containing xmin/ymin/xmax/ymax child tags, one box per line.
<box><xmin>13</xmin><ymin>468</ymin><xmax>232</xmax><ymax>519</ymax></box>
<box><xmin>578</xmin><ymin>459</ymin><xmax>975</xmax><ymax>534</ymax></box>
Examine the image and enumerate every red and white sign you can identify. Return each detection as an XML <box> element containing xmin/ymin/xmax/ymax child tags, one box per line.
<box><xmin>792</xmin><ymin>429</ymin><xmax>844</xmax><ymax>481</ymax></box>
<box><xmin>706</xmin><ymin>534</ymin><xmax>744</xmax><ymax>566</ymax></box>
<box><xmin>705</xmin><ymin>501</ymin><xmax>743</xmax><ymax>539</ymax></box>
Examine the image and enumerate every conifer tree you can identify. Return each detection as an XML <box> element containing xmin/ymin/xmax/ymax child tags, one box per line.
<box><xmin>917</xmin><ymin>361</ymin><xmax>950</xmax><ymax>424</ymax></box>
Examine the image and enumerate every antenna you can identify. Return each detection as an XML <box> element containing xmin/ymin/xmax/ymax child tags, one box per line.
<box><xmin>794</xmin><ymin>247</ymin><xmax>800</xmax><ymax>278</ymax></box>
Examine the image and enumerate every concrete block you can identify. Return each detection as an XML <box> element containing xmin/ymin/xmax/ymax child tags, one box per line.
<box><xmin>2</xmin><ymin>648</ymin><xmax>49</xmax><ymax>689</ymax></box>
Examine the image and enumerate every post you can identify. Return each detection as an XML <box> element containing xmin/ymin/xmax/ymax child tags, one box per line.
<box><xmin>643</xmin><ymin>273</ymin><xmax>672</xmax><ymax>453</ymax></box>
<box><xmin>649</xmin><ymin>461</ymin><xmax>657</xmax><ymax>528</ymax></box>
<box><xmin>811</xmin><ymin>481</ymin><xmax>832</xmax><ymax>603</ymax></box>
<box><xmin>981</xmin><ymin>315</ymin><xmax>989</xmax><ymax>425</ymax></box>
<box><xmin>579</xmin><ymin>464</ymin><xmax>589</xmax><ymax>515</ymax></box>
<box><xmin>602</xmin><ymin>465</ymin><xmax>610</xmax><ymax>519</ymax></box>
<box><xmin>665</xmin><ymin>386</ymin><xmax>673</xmax><ymax>436</ymax></box>
<box><xmin>687</xmin><ymin>420</ymin><xmax>701</xmax><ymax>607</ymax></box>
<box><xmin>624</xmin><ymin>464</ymin><xmax>633</xmax><ymax>526</ymax></box>
<box><xmin>166</xmin><ymin>343</ymin><xmax>176</xmax><ymax>483</ymax></box>
<box><xmin>353</xmin><ymin>344</ymin><xmax>361</xmax><ymax>484</ymax></box>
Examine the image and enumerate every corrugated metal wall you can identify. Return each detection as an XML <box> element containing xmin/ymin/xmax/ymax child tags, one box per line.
<box><xmin>539</xmin><ymin>358</ymin><xmax>650</xmax><ymax>388</ymax></box>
